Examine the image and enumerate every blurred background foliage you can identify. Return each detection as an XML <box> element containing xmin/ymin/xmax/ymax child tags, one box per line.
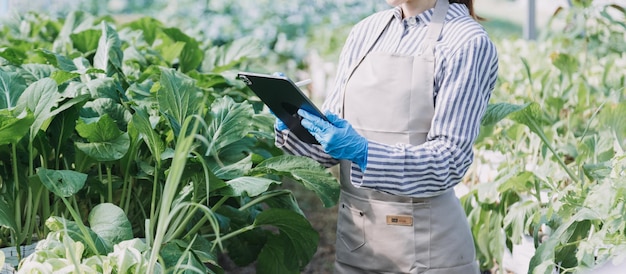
<box><xmin>3</xmin><ymin>0</ymin><xmax>626</xmax><ymax>273</ymax></box>
<box><xmin>0</xmin><ymin>0</ymin><xmax>536</xmax><ymax>101</ymax></box>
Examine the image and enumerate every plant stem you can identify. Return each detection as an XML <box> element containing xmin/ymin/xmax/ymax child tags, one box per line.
<box><xmin>121</xmin><ymin>140</ymin><xmax>140</xmax><ymax>213</ymax></box>
<box><xmin>98</xmin><ymin>163</ymin><xmax>104</xmax><ymax>203</ymax></box>
<box><xmin>42</xmin><ymin>189</ymin><xmax>50</xmax><ymax>236</ymax></box>
<box><xmin>170</xmin><ymin>198</ymin><xmax>207</xmax><ymax>240</ymax></box>
<box><xmin>149</xmin><ymin>165</ymin><xmax>160</xmax><ymax>237</ymax></box>
<box><xmin>183</xmin><ymin>216</ymin><xmax>208</xmax><ymax>240</ymax></box>
<box><xmin>35</xmin><ymin>137</ymin><xmax>52</xmax><ymax>236</ymax></box>
<box><xmin>219</xmin><ymin>224</ymin><xmax>255</xmax><ymax>242</ymax></box>
<box><xmin>22</xmin><ymin>188</ymin><xmax>33</xmax><ymax>245</ymax></box>
<box><xmin>147</xmin><ymin>116</ymin><xmax>201</xmax><ymax>273</ymax></box>
<box><xmin>210</xmin><ymin>196</ymin><xmax>229</xmax><ymax>212</ymax></box>
<box><xmin>72</xmin><ymin>197</ymin><xmax>81</xmax><ymax>219</ymax></box>
<box><xmin>107</xmin><ymin>164</ymin><xmax>113</xmax><ymax>204</ymax></box>
<box><xmin>528</xmin><ymin>118</ymin><xmax>579</xmax><ymax>184</ymax></box>
<box><xmin>533</xmin><ymin>179</ymin><xmax>542</xmax><ymax>205</ymax></box>
<box><xmin>30</xmin><ymin>186</ymin><xmax>44</xmax><ymax>240</ymax></box>
<box><xmin>120</xmin><ymin>175</ymin><xmax>130</xmax><ymax>211</ymax></box>
<box><xmin>28</xmin><ymin>138</ymin><xmax>34</xmax><ymax>177</ymax></box>
<box><xmin>59</xmin><ymin>195</ymin><xmax>101</xmax><ymax>257</ymax></box>
<box><xmin>239</xmin><ymin>190</ymin><xmax>292</xmax><ymax>212</ymax></box>
<box><xmin>12</xmin><ymin>144</ymin><xmax>22</xmax><ymax>245</ymax></box>
<box><xmin>123</xmin><ymin>177</ymin><xmax>135</xmax><ymax>213</ymax></box>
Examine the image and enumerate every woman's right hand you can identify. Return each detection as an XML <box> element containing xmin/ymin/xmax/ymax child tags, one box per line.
<box><xmin>270</xmin><ymin>109</ymin><xmax>288</xmax><ymax>131</ymax></box>
<box><xmin>274</xmin><ymin>115</ymin><xmax>288</xmax><ymax>131</ymax></box>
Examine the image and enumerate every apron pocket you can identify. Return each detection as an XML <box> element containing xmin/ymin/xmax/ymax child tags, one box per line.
<box><xmin>336</xmin><ymin>192</ymin><xmax>431</xmax><ymax>273</ymax></box>
<box><xmin>337</xmin><ymin>203</ymin><xmax>365</xmax><ymax>251</ymax></box>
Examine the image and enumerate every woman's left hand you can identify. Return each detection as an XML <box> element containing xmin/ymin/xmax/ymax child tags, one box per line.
<box><xmin>298</xmin><ymin>109</ymin><xmax>367</xmax><ymax>170</ymax></box>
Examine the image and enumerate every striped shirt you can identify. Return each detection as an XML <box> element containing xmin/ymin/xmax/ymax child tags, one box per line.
<box><xmin>276</xmin><ymin>3</ymin><xmax>499</xmax><ymax>198</ymax></box>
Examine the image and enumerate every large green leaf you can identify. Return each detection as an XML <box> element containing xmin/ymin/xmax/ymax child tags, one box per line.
<box><xmin>157</xmin><ymin>67</ymin><xmax>201</xmax><ymax>131</ymax></box>
<box><xmin>205</xmin><ymin>96</ymin><xmax>254</xmax><ymax>154</ymax></box>
<box><xmin>160</xmin><ymin>241</ymin><xmax>209</xmax><ymax>273</ymax></box>
<box><xmin>551</xmin><ymin>52</ymin><xmax>579</xmax><ymax>77</ymax></box>
<box><xmin>218</xmin><ymin>176</ymin><xmax>281</xmax><ymax>197</ymax></box>
<box><xmin>70</xmin><ymin>29</ymin><xmax>102</xmax><ymax>53</ymax></box>
<box><xmin>212</xmin><ymin>154</ymin><xmax>253</xmax><ymax>180</ymax></box>
<box><xmin>15</xmin><ymin>78</ymin><xmax>61</xmax><ymax>141</ymax></box>
<box><xmin>76</xmin><ymin>114</ymin><xmax>122</xmax><ymax>142</ymax></box>
<box><xmin>47</xmin><ymin>104</ymin><xmax>81</xmax><ymax>158</ymax></box>
<box><xmin>35</xmin><ymin>49</ymin><xmax>78</xmax><ymax>71</ymax></box>
<box><xmin>0</xmin><ymin>109</ymin><xmax>34</xmax><ymax>146</ymax></box>
<box><xmin>85</xmin><ymin>77</ymin><xmax>122</xmax><ymax>101</ymax></box>
<box><xmin>582</xmin><ymin>162</ymin><xmax>612</xmax><ymax>181</ymax></box>
<box><xmin>508</xmin><ymin>102</ymin><xmax>545</xmax><ymax>136</ymax></box>
<box><xmin>217</xmin><ymin>137</ymin><xmax>262</xmax><ymax>164</ymax></box>
<box><xmin>497</xmin><ymin>171</ymin><xmax>535</xmax><ymax>193</ymax></box>
<box><xmin>75</xmin><ymin>114</ymin><xmax>130</xmax><ymax>161</ymax></box>
<box><xmin>263</xmin><ymin>190</ymin><xmax>305</xmax><ymax>216</ymax></box>
<box><xmin>598</xmin><ymin>102</ymin><xmax>626</xmax><ymax>150</ymax></box>
<box><xmin>188</xmin><ymin>163</ymin><xmax>228</xmax><ymax>203</ymax></box>
<box><xmin>80</xmin><ymin>98</ymin><xmax>131</xmax><ymax>131</ymax></box>
<box><xmin>480</xmin><ymin>103</ymin><xmax>526</xmax><ymax>127</ymax></box>
<box><xmin>223</xmin><ymin>223</ymin><xmax>266</xmax><ymax>266</ymax></box>
<box><xmin>50</xmin><ymin>70</ymin><xmax>80</xmax><ymax>85</ymax></box>
<box><xmin>88</xmin><ymin>203</ymin><xmax>133</xmax><ymax>247</ymax></box>
<box><xmin>21</xmin><ymin>64</ymin><xmax>56</xmax><ymax>82</ymax></box>
<box><xmin>93</xmin><ymin>21</ymin><xmax>123</xmax><ymax>78</ymax></box>
<box><xmin>528</xmin><ymin>209</ymin><xmax>599</xmax><ymax>273</ymax></box>
<box><xmin>186</xmin><ymin>235</ymin><xmax>221</xmax><ymax>271</ymax></box>
<box><xmin>56</xmin><ymin>10</ymin><xmax>95</xmax><ymax>43</ymax></box>
<box><xmin>502</xmin><ymin>200</ymin><xmax>539</xmax><ymax>245</ymax></box>
<box><xmin>0</xmin><ymin>193</ymin><xmax>17</xmax><ymax>238</ymax></box>
<box><xmin>162</xmin><ymin>27</ymin><xmax>204</xmax><ymax>73</ymax></box>
<box><xmin>0</xmin><ymin>70</ymin><xmax>27</xmax><ymax>109</ymax></box>
<box><xmin>45</xmin><ymin>216</ymin><xmax>110</xmax><ymax>256</ymax></box>
<box><xmin>202</xmin><ymin>37</ymin><xmax>262</xmax><ymax>73</ymax></box>
<box><xmin>36</xmin><ymin>168</ymin><xmax>88</xmax><ymax>198</ymax></box>
<box><xmin>125</xmin><ymin>17</ymin><xmax>163</xmax><ymax>45</ymax></box>
<box><xmin>251</xmin><ymin>155</ymin><xmax>340</xmax><ymax>208</ymax></box>
<box><xmin>131</xmin><ymin>107</ymin><xmax>164</xmax><ymax>166</ymax></box>
<box><xmin>507</xmin><ymin>102</ymin><xmax>579</xmax><ymax>182</ymax></box>
<box><xmin>255</xmin><ymin>209</ymin><xmax>318</xmax><ymax>274</ymax></box>
<box><xmin>256</xmin><ymin>234</ymin><xmax>298</xmax><ymax>274</ymax></box>
<box><xmin>159</xmin><ymin>41</ymin><xmax>186</xmax><ymax>65</ymax></box>
<box><xmin>0</xmin><ymin>47</ymin><xmax>27</xmax><ymax>65</ymax></box>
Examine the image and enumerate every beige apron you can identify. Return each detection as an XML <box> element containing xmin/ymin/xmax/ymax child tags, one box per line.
<box><xmin>334</xmin><ymin>0</ymin><xmax>479</xmax><ymax>273</ymax></box>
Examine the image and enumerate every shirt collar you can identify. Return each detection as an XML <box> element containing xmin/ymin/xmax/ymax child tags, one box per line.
<box><xmin>391</xmin><ymin>3</ymin><xmax>469</xmax><ymax>27</ymax></box>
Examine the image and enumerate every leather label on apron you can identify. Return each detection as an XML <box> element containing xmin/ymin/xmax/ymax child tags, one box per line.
<box><xmin>386</xmin><ymin>215</ymin><xmax>413</xmax><ymax>226</ymax></box>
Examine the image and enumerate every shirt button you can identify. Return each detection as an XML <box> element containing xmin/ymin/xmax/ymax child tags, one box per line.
<box><xmin>408</xmin><ymin>17</ymin><xmax>417</xmax><ymax>26</ymax></box>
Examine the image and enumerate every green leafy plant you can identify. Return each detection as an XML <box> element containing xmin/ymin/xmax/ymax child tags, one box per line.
<box><xmin>18</xmin><ymin>204</ymin><xmax>159</xmax><ymax>273</ymax></box>
<box><xmin>464</xmin><ymin>2</ymin><xmax>626</xmax><ymax>273</ymax></box>
<box><xmin>0</xmin><ymin>10</ymin><xmax>340</xmax><ymax>273</ymax></box>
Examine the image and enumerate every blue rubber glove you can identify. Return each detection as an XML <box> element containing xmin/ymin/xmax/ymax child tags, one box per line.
<box><xmin>298</xmin><ymin>109</ymin><xmax>368</xmax><ymax>170</ymax></box>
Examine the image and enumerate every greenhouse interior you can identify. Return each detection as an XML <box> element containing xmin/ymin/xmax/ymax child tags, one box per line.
<box><xmin>1</xmin><ymin>0</ymin><xmax>626</xmax><ymax>273</ymax></box>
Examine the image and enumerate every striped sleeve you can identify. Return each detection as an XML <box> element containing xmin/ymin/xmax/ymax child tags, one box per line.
<box><xmin>351</xmin><ymin>34</ymin><xmax>499</xmax><ymax>197</ymax></box>
<box><xmin>274</xmin><ymin>127</ymin><xmax>339</xmax><ymax>168</ymax></box>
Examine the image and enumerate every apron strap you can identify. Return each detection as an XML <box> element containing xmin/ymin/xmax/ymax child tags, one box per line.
<box><xmin>420</xmin><ymin>0</ymin><xmax>449</xmax><ymax>58</ymax></box>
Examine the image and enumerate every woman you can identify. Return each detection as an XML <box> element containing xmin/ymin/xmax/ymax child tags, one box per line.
<box><xmin>275</xmin><ymin>0</ymin><xmax>498</xmax><ymax>273</ymax></box>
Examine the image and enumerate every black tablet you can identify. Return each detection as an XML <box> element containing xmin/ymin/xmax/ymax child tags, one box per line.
<box><xmin>237</xmin><ymin>72</ymin><xmax>328</xmax><ymax>144</ymax></box>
